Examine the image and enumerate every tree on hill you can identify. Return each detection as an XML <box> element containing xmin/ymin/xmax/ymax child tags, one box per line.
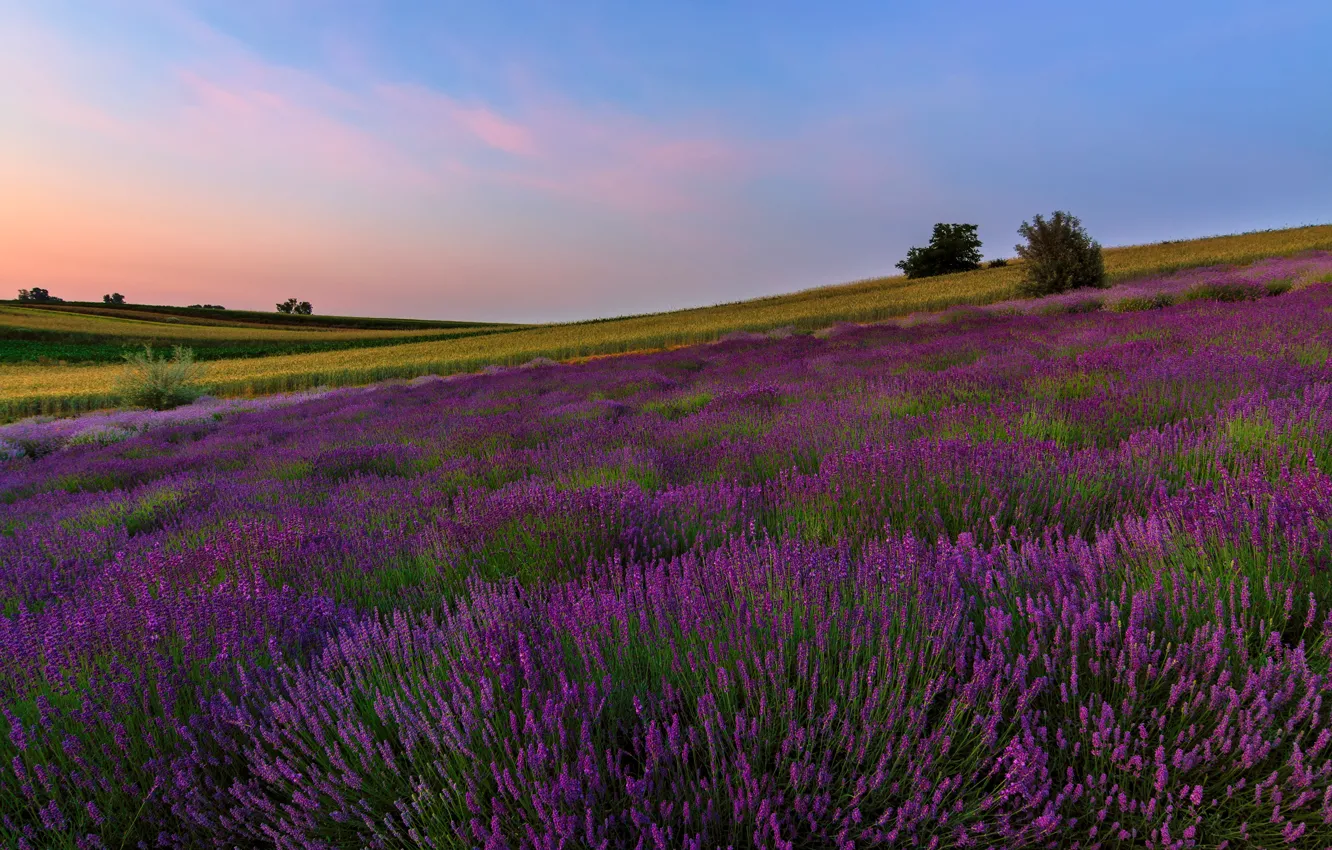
<box><xmin>103</xmin><ymin>293</ymin><xmax>126</xmax><ymax>305</ymax></box>
<box><xmin>896</xmin><ymin>223</ymin><xmax>983</xmax><ymax>279</ymax></box>
<box><xmin>276</xmin><ymin>298</ymin><xmax>313</xmax><ymax>315</ymax></box>
<box><xmin>1014</xmin><ymin>211</ymin><xmax>1106</xmax><ymax>296</ymax></box>
<box><xmin>17</xmin><ymin>287</ymin><xmax>62</xmax><ymax>303</ymax></box>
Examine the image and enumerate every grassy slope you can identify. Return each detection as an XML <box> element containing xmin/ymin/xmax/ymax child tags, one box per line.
<box><xmin>4</xmin><ymin>223</ymin><xmax>1330</xmax><ymax>420</ymax></box>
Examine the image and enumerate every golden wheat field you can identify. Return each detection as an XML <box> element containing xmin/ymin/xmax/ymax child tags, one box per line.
<box><xmin>4</xmin><ymin>224</ymin><xmax>1330</xmax><ymax>420</ymax></box>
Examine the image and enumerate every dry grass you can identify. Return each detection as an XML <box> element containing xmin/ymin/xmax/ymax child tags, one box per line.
<box><xmin>5</xmin><ymin>224</ymin><xmax>1330</xmax><ymax>421</ymax></box>
<box><xmin>1100</xmin><ymin>225</ymin><xmax>1332</xmax><ymax>278</ymax></box>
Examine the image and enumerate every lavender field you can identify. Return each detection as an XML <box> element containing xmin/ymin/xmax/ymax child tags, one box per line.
<box><xmin>4</xmin><ymin>255</ymin><xmax>1332</xmax><ymax>849</ymax></box>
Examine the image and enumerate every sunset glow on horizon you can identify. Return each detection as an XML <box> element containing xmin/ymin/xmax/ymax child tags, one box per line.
<box><xmin>3</xmin><ymin>1</ymin><xmax>1329</xmax><ymax>323</ymax></box>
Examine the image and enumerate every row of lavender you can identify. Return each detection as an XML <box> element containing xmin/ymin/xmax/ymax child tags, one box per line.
<box><xmin>2</xmin><ymin>255</ymin><xmax>1332</xmax><ymax>848</ymax></box>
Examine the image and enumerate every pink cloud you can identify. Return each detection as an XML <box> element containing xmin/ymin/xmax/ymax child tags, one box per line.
<box><xmin>457</xmin><ymin>95</ymin><xmax>756</xmax><ymax>212</ymax></box>
<box><xmin>453</xmin><ymin>105</ymin><xmax>538</xmax><ymax>156</ymax></box>
<box><xmin>368</xmin><ymin>81</ymin><xmax>757</xmax><ymax>212</ymax></box>
<box><xmin>637</xmin><ymin>139</ymin><xmax>737</xmax><ymax>170</ymax></box>
<box><xmin>376</xmin><ymin>85</ymin><xmax>539</xmax><ymax>157</ymax></box>
<box><xmin>170</xmin><ymin>70</ymin><xmax>443</xmax><ymax>189</ymax></box>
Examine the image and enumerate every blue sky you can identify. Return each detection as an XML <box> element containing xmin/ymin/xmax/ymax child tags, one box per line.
<box><xmin>2</xmin><ymin>0</ymin><xmax>1329</xmax><ymax>321</ymax></box>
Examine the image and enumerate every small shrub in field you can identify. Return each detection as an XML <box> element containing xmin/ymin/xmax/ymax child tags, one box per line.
<box><xmin>67</xmin><ymin>427</ymin><xmax>137</xmax><ymax>448</ymax></box>
<box><xmin>1264</xmin><ymin>278</ymin><xmax>1293</xmax><ymax>296</ymax></box>
<box><xmin>643</xmin><ymin>391</ymin><xmax>712</xmax><ymax>420</ymax></box>
<box><xmin>1037</xmin><ymin>297</ymin><xmax>1102</xmax><ymax>316</ymax></box>
<box><xmin>1065</xmin><ymin>297</ymin><xmax>1103</xmax><ymax>313</ymax></box>
<box><xmin>935</xmin><ymin>305</ymin><xmax>990</xmax><ymax>325</ymax></box>
<box><xmin>987</xmin><ymin>258</ymin><xmax>1009</xmax><ymax>268</ymax></box>
<box><xmin>115</xmin><ymin>346</ymin><xmax>208</xmax><ymax>410</ymax></box>
<box><xmin>1180</xmin><ymin>281</ymin><xmax>1264</xmax><ymax>303</ymax></box>
<box><xmin>1015</xmin><ymin>211</ymin><xmax>1105</xmax><ymax>296</ymax></box>
<box><xmin>1107</xmin><ymin>293</ymin><xmax>1174</xmax><ymax>312</ymax></box>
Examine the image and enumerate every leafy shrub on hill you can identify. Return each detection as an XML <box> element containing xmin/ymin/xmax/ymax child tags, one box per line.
<box><xmin>1015</xmin><ymin>211</ymin><xmax>1106</xmax><ymax>296</ymax></box>
<box><xmin>115</xmin><ymin>345</ymin><xmax>209</xmax><ymax>410</ymax></box>
<box><xmin>897</xmin><ymin>223</ymin><xmax>983</xmax><ymax>278</ymax></box>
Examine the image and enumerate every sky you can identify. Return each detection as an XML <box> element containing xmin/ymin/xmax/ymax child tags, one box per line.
<box><xmin>2</xmin><ymin>1</ymin><xmax>1330</xmax><ymax>322</ymax></box>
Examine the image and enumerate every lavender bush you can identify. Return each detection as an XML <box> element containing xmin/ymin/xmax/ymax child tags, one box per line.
<box><xmin>2</xmin><ymin>254</ymin><xmax>1332</xmax><ymax>848</ymax></box>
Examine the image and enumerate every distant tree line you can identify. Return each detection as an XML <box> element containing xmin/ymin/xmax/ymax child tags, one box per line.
<box><xmin>10</xmin><ymin>287</ymin><xmax>309</xmax><ymax>314</ymax></box>
<box><xmin>276</xmin><ymin>298</ymin><xmax>313</xmax><ymax>315</ymax></box>
<box><xmin>897</xmin><ymin>210</ymin><xmax>1105</xmax><ymax>296</ymax></box>
<box><xmin>16</xmin><ymin>287</ymin><xmax>63</xmax><ymax>303</ymax></box>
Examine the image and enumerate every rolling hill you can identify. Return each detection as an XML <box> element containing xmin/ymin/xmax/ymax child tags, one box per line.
<box><xmin>3</xmin><ymin>223</ymin><xmax>1330</xmax><ymax>421</ymax></box>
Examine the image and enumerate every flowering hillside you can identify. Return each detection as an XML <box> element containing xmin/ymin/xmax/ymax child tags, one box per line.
<box><xmin>3</xmin><ymin>255</ymin><xmax>1332</xmax><ymax>848</ymax></box>
<box><xmin>6</xmin><ymin>225</ymin><xmax>1330</xmax><ymax>423</ymax></box>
